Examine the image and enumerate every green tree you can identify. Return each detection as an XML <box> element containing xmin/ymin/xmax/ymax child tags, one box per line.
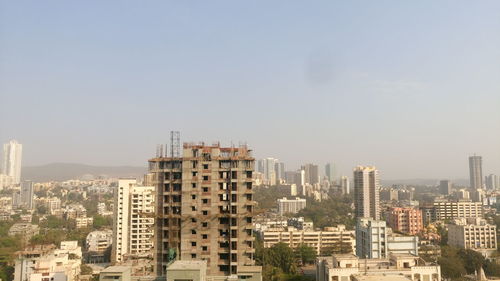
<box><xmin>459</xmin><ymin>249</ymin><xmax>485</xmax><ymax>274</ymax></box>
<box><xmin>81</xmin><ymin>264</ymin><xmax>93</xmax><ymax>275</ymax></box>
<box><xmin>438</xmin><ymin>256</ymin><xmax>466</xmax><ymax>279</ymax></box>
<box><xmin>294</xmin><ymin>244</ymin><xmax>316</xmax><ymax>265</ymax></box>
<box><xmin>266</xmin><ymin>243</ymin><xmax>297</xmax><ymax>274</ymax></box>
<box><xmin>93</xmin><ymin>215</ymin><xmax>112</xmax><ymax>229</ymax></box>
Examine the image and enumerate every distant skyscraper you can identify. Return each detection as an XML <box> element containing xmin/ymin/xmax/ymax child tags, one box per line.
<box><xmin>353</xmin><ymin>166</ymin><xmax>380</xmax><ymax>220</ymax></box>
<box><xmin>301</xmin><ymin>163</ymin><xmax>319</xmax><ymax>185</ymax></box>
<box><xmin>20</xmin><ymin>180</ymin><xmax>34</xmax><ymax>209</ymax></box>
<box><xmin>439</xmin><ymin>180</ymin><xmax>452</xmax><ymax>195</ymax></box>
<box><xmin>2</xmin><ymin>140</ymin><xmax>22</xmax><ymax>184</ymax></box>
<box><xmin>469</xmin><ymin>155</ymin><xmax>483</xmax><ymax>190</ymax></box>
<box><xmin>485</xmin><ymin>174</ymin><xmax>499</xmax><ymax>190</ymax></box>
<box><xmin>325</xmin><ymin>163</ymin><xmax>336</xmax><ymax>182</ymax></box>
<box><xmin>340</xmin><ymin>176</ymin><xmax>350</xmax><ymax>194</ymax></box>
<box><xmin>260</xmin><ymin>158</ymin><xmax>278</xmax><ymax>185</ymax></box>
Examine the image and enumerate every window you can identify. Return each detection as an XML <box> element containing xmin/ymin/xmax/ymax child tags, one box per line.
<box><xmin>203</xmin><ymin>164</ymin><xmax>209</xmax><ymax>169</ymax></box>
<box><xmin>191</xmin><ymin>242</ymin><xmax>197</xmax><ymax>246</ymax></box>
<box><xmin>203</xmin><ymin>176</ymin><xmax>209</xmax><ymax>181</ymax></box>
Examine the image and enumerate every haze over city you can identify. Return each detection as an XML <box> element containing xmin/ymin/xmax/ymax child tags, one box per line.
<box><xmin>2</xmin><ymin>1</ymin><xmax>500</xmax><ymax>179</ymax></box>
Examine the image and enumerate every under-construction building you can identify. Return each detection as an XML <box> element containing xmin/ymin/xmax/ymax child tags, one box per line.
<box><xmin>148</xmin><ymin>141</ymin><xmax>261</xmax><ymax>279</ymax></box>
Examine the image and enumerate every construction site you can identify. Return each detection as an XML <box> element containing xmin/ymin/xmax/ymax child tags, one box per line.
<box><xmin>148</xmin><ymin>132</ymin><xmax>261</xmax><ymax>280</ymax></box>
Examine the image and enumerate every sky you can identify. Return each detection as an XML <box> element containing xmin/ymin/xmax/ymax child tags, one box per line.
<box><xmin>1</xmin><ymin>1</ymin><xmax>500</xmax><ymax>180</ymax></box>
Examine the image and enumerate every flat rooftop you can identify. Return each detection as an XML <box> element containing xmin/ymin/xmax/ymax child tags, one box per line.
<box><xmin>101</xmin><ymin>266</ymin><xmax>131</xmax><ymax>273</ymax></box>
<box><xmin>353</xmin><ymin>275</ymin><xmax>411</xmax><ymax>281</ymax></box>
<box><xmin>168</xmin><ymin>260</ymin><xmax>206</xmax><ymax>270</ymax></box>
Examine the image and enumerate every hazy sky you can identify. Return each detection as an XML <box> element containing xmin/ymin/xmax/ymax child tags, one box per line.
<box><xmin>1</xmin><ymin>1</ymin><xmax>500</xmax><ymax>179</ymax></box>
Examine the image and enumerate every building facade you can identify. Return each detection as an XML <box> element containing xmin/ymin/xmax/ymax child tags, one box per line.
<box><xmin>448</xmin><ymin>218</ymin><xmax>497</xmax><ymax>253</ymax></box>
<box><xmin>387</xmin><ymin>207</ymin><xmax>423</xmax><ymax>235</ymax></box>
<box><xmin>277</xmin><ymin>197</ymin><xmax>306</xmax><ymax>216</ymax></box>
<box><xmin>433</xmin><ymin>200</ymin><xmax>483</xmax><ymax>221</ymax></box>
<box><xmin>148</xmin><ymin>143</ymin><xmax>260</xmax><ymax>279</ymax></box>
<box><xmin>469</xmin><ymin>155</ymin><xmax>483</xmax><ymax>190</ymax></box>
<box><xmin>353</xmin><ymin>166</ymin><xmax>380</xmax><ymax>220</ymax></box>
<box><xmin>262</xmin><ymin>225</ymin><xmax>355</xmax><ymax>255</ymax></box>
<box><xmin>2</xmin><ymin>140</ymin><xmax>22</xmax><ymax>185</ymax></box>
<box><xmin>356</xmin><ymin>218</ymin><xmax>418</xmax><ymax>259</ymax></box>
<box><xmin>112</xmin><ymin>179</ymin><xmax>155</xmax><ymax>263</ymax></box>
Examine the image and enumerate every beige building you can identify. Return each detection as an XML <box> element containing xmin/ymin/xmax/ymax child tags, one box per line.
<box><xmin>277</xmin><ymin>197</ymin><xmax>306</xmax><ymax>215</ymax></box>
<box><xmin>8</xmin><ymin>223</ymin><xmax>39</xmax><ymax>243</ymax></box>
<box><xmin>112</xmin><ymin>179</ymin><xmax>155</xmax><ymax>263</ymax></box>
<box><xmin>433</xmin><ymin>200</ymin><xmax>482</xmax><ymax>220</ymax></box>
<box><xmin>149</xmin><ymin>143</ymin><xmax>261</xmax><ymax>279</ymax></box>
<box><xmin>76</xmin><ymin>216</ymin><xmax>94</xmax><ymax>228</ymax></box>
<box><xmin>448</xmin><ymin>217</ymin><xmax>497</xmax><ymax>254</ymax></box>
<box><xmin>317</xmin><ymin>253</ymin><xmax>441</xmax><ymax>281</ymax></box>
<box><xmin>353</xmin><ymin>166</ymin><xmax>380</xmax><ymax>220</ymax></box>
<box><xmin>262</xmin><ymin>225</ymin><xmax>355</xmax><ymax>255</ymax></box>
<box><xmin>99</xmin><ymin>266</ymin><xmax>131</xmax><ymax>281</ymax></box>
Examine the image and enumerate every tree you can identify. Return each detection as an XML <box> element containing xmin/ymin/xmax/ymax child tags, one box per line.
<box><xmin>459</xmin><ymin>249</ymin><xmax>485</xmax><ymax>274</ymax></box>
<box><xmin>93</xmin><ymin>215</ymin><xmax>112</xmax><ymax>229</ymax></box>
<box><xmin>438</xmin><ymin>256</ymin><xmax>466</xmax><ymax>279</ymax></box>
<box><xmin>294</xmin><ymin>244</ymin><xmax>316</xmax><ymax>265</ymax></box>
<box><xmin>266</xmin><ymin>243</ymin><xmax>297</xmax><ymax>274</ymax></box>
<box><xmin>81</xmin><ymin>264</ymin><xmax>93</xmax><ymax>275</ymax></box>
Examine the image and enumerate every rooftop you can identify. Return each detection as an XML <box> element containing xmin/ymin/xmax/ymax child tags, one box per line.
<box><xmin>168</xmin><ymin>260</ymin><xmax>207</xmax><ymax>270</ymax></box>
<box><xmin>101</xmin><ymin>266</ymin><xmax>131</xmax><ymax>273</ymax></box>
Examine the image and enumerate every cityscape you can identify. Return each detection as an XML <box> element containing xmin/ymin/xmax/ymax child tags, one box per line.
<box><xmin>0</xmin><ymin>136</ymin><xmax>499</xmax><ymax>281</ymax></box>
<box><xmin>1</xmin><ymin>2</ymin><xmax>500</xmax><ymax>281</ymax></box>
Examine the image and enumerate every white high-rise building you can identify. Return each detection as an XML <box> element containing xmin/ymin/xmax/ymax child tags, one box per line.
<box><xmin>277</xmin><ymin>197</ymin><xmax>307</xmax><ymax>216</ymax></box>
<box><xmin>112</xmin><ymin>179</ymin><xmax>155</xmax><ymax>263</ymax></box>
<box><xmin>469</xmin><ymin>155</ymin><xmax>483</xmax><ymax>190</ymax></box>
<box><xmin>340</xmin><ymin>176</ymin><xmax>350</xmax><ymax>194</ymax></box>
<box><xmin>2</xmin><ymin>140</ymin><xmax>23</xmax><ymax>185</ymax></box>
<box><xmin>353</xmin><ymin>166</ymin><xmax>380</xmax><ymax>220</ymax></box>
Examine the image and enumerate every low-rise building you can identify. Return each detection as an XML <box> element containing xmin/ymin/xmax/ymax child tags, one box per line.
<box><xmin>87</xmin><ymin>230</ymin><xmax>113</xmax><ymax>252</ymax></box>
<box><xmin>448</xmin><ymin>217</ymin><xmax>497</xmax><ymax>256</ymax></box>
<box><xmin>76</xmin><ymin>216</ymin><xmax>94</xmax><ymax>228</ymax></box>
<box><xmin>13</xmin><ymin>242</ymin><xmax>81</xmax><ymax>281</ymax></box>
<box><xmin>387</xmin><ymin>207</ymin><xmax>423</xmax><ymax>235</ymax></box>
<box><xmin>356</xmin><ymin>218</ymin><xmax>418</xmax><ymax>259</ymax></box>
<box><xmin>317</xmin><ymin>253</ymin><xmax>441</xmax><ymax>281</ymax></box>
<box><xmin>263</xmin><ymin>225</ymin><xmax>355</xmax><ymax>255</ymax></box>
<box><xmin>8</xmin><ymin>223</ymin><xmax>39</xmax><ymax>243</ymax></box>
<box><xmin>277</xmin><ymin>197</ymin><xmax>306</xmax><ymax>215</ymax></box>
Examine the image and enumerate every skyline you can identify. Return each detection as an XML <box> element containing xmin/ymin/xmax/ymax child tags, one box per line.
<box><xmin>1</xmin><ymin>1</ymin><xmax>500</xmax><ymax>179</ymax></box>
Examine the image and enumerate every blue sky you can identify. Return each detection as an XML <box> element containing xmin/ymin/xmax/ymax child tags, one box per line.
<box><xmin>1</xmin><ymin>1</ymin><xmax>500</xmax><ymax>179</ymax></box>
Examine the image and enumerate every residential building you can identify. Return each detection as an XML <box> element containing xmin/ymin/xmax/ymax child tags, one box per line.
<box><xmin>277</xmin><ymin>197</ymin><xmax>306</xmax><ymax>216</ymax></box>
<box><xmin>317</xmin><ymin>253</ymin><xmax>441</xmax><ymax>281</ymax></box>
<box><xmin>8</xmin><ymin>223</ymin><xmax>39</xmax><ymax>243</ymax></box>
<box><xmin>2</xmin><ymin>140</ymin><xmax>22</xmax><ymax>185</ymax></box>
<box><xmin>112</xmin><ymin>179</ymin><xmax>155</xmax><ymax>263</ymax></box>
<box><xmin>20</xmin><ymin>180</ymin><xmax>34</xmax><ymax>209</ymax></box>
<box><xmin>356</xmin><ymin>218</ymin><xmax>418</xmax><ymax>259</ymax></box>
<box><xmin>166</xmin><ymin>260</ymin><xmax>207</xmax><ymax>281</ymax></box>
<box><xmin>380</xmin><ymin>187</ymin><xmax>398</xmax><ymax>201</ymax></box>
<box><xmin>448</xmin><ymin>217</ymin><xmax>497</xmax><ymax>255</ymax></box>
<box><xmin>387</xmin><ymin>207</ymin><xmax>423</xmax><ymax>235</ymax></box>
<box><xmin>99</xmin><ymin>266</ymin><xmax>131</xmax><ymax>281</ymax></box>
<box><xmin>340</xmin><ymin>176</ymin><xmax>350</xmax><ymax>194</ymax></box>
<box><xmin>148</xmin><ymin>143</ymin><xmax>261</xmax><ymax>279</ymax></box>
<box><xmin>439</xmin><ymin>180</ymin><xmax>452</xmax><ymax>195</ymax></box>
<box><xmin>433</xmin><ymin>199</ymin><xmax>483</xmax><ymax>221</ymax></box>
<box><xmin>46</xmin><ymin>197</ymin><xmax>62</xmax><ymax>215</ymax></box>
<box><xmin>485</xmin><ymin>174</ymin><xmax>499</xmax><ymax>190</ymax></box>
<box><xmin>87</xmin><ymin>230</ymin><xmax>113</xmax><ymax>252</ymax></box>
<box><xmin>325</xmin><ymin>163</ymin><xmax>336</xmax><ymax>182</ymax></box>
<box><xmin>301</xmin><ymin>164</ymin><xmax>319</xmax><ymax>185</ymax></box>
<box><xmin>0</xmin><ymin>174</ymin><xmax>14</xmax><ymax>190</ymax></box>
<box><xmin>353</xmin><ymin>166</ymin><xmax>380</xmax><ymax>220</ymax></box>
<box><xmin>14</xmin><ymin>242</ymin><xmax>81</xmax><ymax>281</ymax></box>
<box><xmin>76</xmin><ymin>216</ymin><xmax>94</xmax><ymax>228</ymax></box>
<box><xmin>262</xmin><ymin>225</ymin><xmax>355</xmax><ymax>255</ymax></box>
<box><xmin>469</xmin><ymin>155</ymin><xmax>483</xmax><ymax>190</ymax></box>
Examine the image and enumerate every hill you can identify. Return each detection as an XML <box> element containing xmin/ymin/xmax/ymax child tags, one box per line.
<box><xmin>22</xmin><ymin>163</ymin><xmax>147</xmax><ymax>182</ymax></box>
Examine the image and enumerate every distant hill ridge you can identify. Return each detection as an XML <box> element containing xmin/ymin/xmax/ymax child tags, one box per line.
<box><xmin>22</xmin><ymin>163</ymin><xmax>147</xmax><ymax>182</ymax></box>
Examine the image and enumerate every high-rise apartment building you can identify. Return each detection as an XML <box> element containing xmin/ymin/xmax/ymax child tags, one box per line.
<box><xmin>325</xmin><ymin>163</ymin><xmax>336</xmax><ymax>182</ymax></box>
<box><xmin>485</xmin><ymin>174</ymin><xmax>499</xmax><ymax>190</ymax></box>
<box><xmin>2</xmin><ymin>140</ymin><xmax>22</xmax><ymax>185</ymax></box>
<box><xmin>20</xmin><ymin>180</ymin><xmax>34</xmax><ymax>210</ymax></box>
<box><xmin>469</xmin><ymin>155</ymin><xmax>483</xmax><ymax>190</ymax></box>
<box><xmin>148</xmin><ymin>143</ymin><xmax>260</xmax><ymax>279</ymax></box>
<box><xmin>112</xmin><ymin>179</ymin><xmax>155</xmax><ymax>263</ymax></box>
<box><xmin>301</xmin><ymin>163</ymin><xmax>319</xmax><ymax>185</ymax></box>
<box><xmin>439</xmin><ymin>180</ymin><xmax>452</xmax><ymax>195</ymax></box>
<box><xmin>340</xmin><ymin>176</ymin><xmax>350</xmax><ymax>194</ymax></box>
<box><xmin>387</xmin><ymin>207</ymin><xmax>423</xmax><ymax>235</ymax></box>
<box><xmin>353</xmin><ymin>166</ymin><xmax>380</xmax><ymax>220</ymax></box>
